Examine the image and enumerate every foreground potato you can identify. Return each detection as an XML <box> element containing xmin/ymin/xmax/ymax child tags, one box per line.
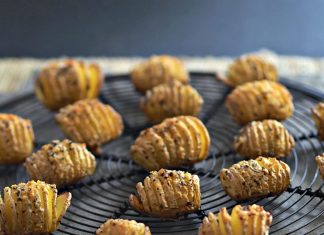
<box><xmin>96</xmin><ymin>219</ymin><xmax>151</xmax><ymax>235</ymax></box>
<box><xmin>220</xmin><ymin>157</ymin><xmax>290</xmax><ymax>201</ymax></box>
<box><xmin>56</xmin><ymin>99</ymin><xmax>123</xmax><ymax>152</ymax></box>
<box><xmin>0</xmin><ymin>114</ymin><xmax>34</xmax><ymax>164</ymax></box>
<box><xmin>0</xmin><ymin>180</ymin><xmax>71</xmax><ymax>234</ymax></box>
<box><xmin>225</xmin><ymin>80</ymin><xmax>294</xmax><ymax>125</ymax></box>
<box><xmin>198</xmin><ymin>204</ymin><xmax>272</xmax><ymax>235</ymax></box>
<box><xmin>131</xmin><ymin>116</ymin><xmax>210</xmax><ymax>171</ymax></box>
<box><xmin>25</xmin><ymin>139</ymin><xmax>96</xmax><ymax>186</ymax></box>
<box><xmin>234</xmin><ymin>120</ymin><xmax>295</xmax><ymax>158</ymax></box>
<box><xmin>140</xmin><ymin>81</ymin><xmax>203</xmax><ymax>122</ymax></box>
<box><xmin>131</xmin><ymin>55</ymin><xmax>189</xmax><ymax>92</ymax></box>
<box><xmin>219</xmin><ymin>55</ymin><xmax>277</xmax><ymax>87</ymax></box>
<box><xmin>35</xmin><ymin>59</ymin><xmax>103</xmax><ymax>110</ymax></box>
<box><xmin>312</xmin><ymin>102</ymin><xmax>324</xmax><ymax>140</ymax></box>
<box><xmin>129</xmin><ymin>169</ymin><xmax>200</xmax><ymax>218</ymax></box>
<box><xmin>315</xmin><ymin>154</ymin><xmax>324</xmax><ymax>179</ymax></box>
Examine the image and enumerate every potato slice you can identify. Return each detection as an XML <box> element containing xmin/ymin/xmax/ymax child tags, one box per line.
<box><xmin>54</xmin><ymin>192</ymin><xmax>72</xmax><ymax>230</ymax></box>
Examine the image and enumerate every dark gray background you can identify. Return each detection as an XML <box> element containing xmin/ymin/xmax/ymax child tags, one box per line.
<box><xmin>1</xmin><ymin>0</ymin><xmax>324</xmax><ymax>57</ymax></box>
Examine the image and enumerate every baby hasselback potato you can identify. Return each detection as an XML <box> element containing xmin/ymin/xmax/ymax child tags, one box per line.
<box><xmin>220</xmin><ymin>157</ymin><xmax>290</xmax><ymax>201</ymax></box>
<box><xmin>315</xmin><ymin>154</ymin><xmax>324</xmax><ymax>179</ymax></box>
<box><xmin>0</xmin><ymin>180</ymin><xmax>71</xmax><ymax>234</ymax></box>
<box><xmin>225</xmin><ymin>80</ymin><xmax>294</xmax><ymax>125</ymax></box>
<box><xmin>25</xmin><ymin>139</ymin><xmax>96</xmax><ymax>186</ymax></box>
<box><xmin>0</xmin><ymin>114</ymin><xmax>34</xmax><ymax>164</ymax></box>
<box><xmin>219</xmin><ymin>55</ymin><xmax>277</xmax><ymax>87</ymax></box>
<box><xmin>96</xmin><ymin>219</ymin><xmax>151</xmax><ymax>235</ymax></box>
<box><xmin>140</xmin><ymin>81</ymin><xmax>203</xmax><ymax>123</ymax></box>
<box><xmin>56</xmin><ymin>99</ymin><xmax>123</xmax><ymax>152</ymax></box>
<box><xmin>234</xmin><ymin>120</ymin><xmax>295</xmax><ymax>158</ymax></box>
<box><xmin>35</xmin><ymin>59</ymin><xmax>103</xmax><ymax>110</ymax></box>
<box><xmin>311</xmin><ymin>102</ymin><xmax>324</xmax><ymax>140</ymax></box>
<box><xmin>129</xmin><ymin>169</ymin><xmax>201</xmax><ymax>218</ymax></box>
<box><xmin>198</xmin><ymin>204</ymin><xmax>272</xmax><ymax>235</ymax></box>
<box><xmin>131</xmin><ymin>116</ymin><xmax>210</xmax><ymax>171</ymax></box>
<box><xmin>131</xmin><ymin>55</ymin><xmax>189</xmax><ymax>93</ymax></box>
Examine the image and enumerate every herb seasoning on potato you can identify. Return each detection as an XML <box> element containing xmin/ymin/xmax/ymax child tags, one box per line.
<box><xmin>96</xmin><ymin>219</ymin><xmax>151</xmax><ymax>235</ymax></box>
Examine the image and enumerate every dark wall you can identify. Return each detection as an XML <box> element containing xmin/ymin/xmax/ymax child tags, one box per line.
<box><xmin>1</xmin><ymin>0</ymin><xmax>324</xmax><ymax>57</ymax></box>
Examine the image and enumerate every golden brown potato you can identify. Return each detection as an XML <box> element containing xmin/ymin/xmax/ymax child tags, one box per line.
<box><xmin>315</xmin><ymin>154</ymin><xmax>324</xmax><ymax>179</ymax></box>
<box><xmin>0</xmin><ymin>114</ymin><xmax>34</xmax><ymax>164</ymax></box>
<box><xmin>35</xmin><ymin>59</ymin><xmax>103</xmax><ymax>110</ymax></box>
<box><xmin>56</xmin><ymin>99</ymin><xmax>124</xmax><ymax>152</ymax></box>
<box><xmin>131</xmin><ymin>116</ymin><xmax>210</xmax><ymax>171</ymax></box>
<box><xmin>129</xmin><ymin>169</ymin><xmax>201</xmax><ymax>218</ymax></box>
<box><xmin>140</xmin><ymin>81</ymin><xmax>203</xmax><ymax>123</ymax></box>
<box><xmin>25</xmin><ymin>139</ymin><xmax>96</xmax><ymax>186</ymax></box>
<box><xmin>311</xmin><ymin>102</ymin><xmax>324</xmax><ymax>140</ymax></box>
<box><xmin>234</xmin><ymin>120</ymin><xmax>295</xmax><ymax>158</ymax></box>
<box><xmin>96</xmin><ymin>219</ymin><xmax>151</xmax><ymax>235</ymax></box>
<box><xmin>225</xmin><ymin>80</ymin><xmax>294</xmax><ymax>125</ymax></box>
<box><xmin>131</xmin><ymin>55</ymin><xmax>189</xmax><ymax>92</ymax></box>
<box><xmin>220</xmin><ymin>157</ymin><xmax>290</xmax><ymax>201</ymax></box>
<box><xmin>219</xmin><ymin>55</ymin><xmax>278</xmax><ymax>87</ymax></box>
<box><xmin>0</xmin><ymin>180</ymin><xmax>71</xmax><ymax>235</ymax></box>
<box><xmin>198</xmin><ymin>204</ymin><xmax>272</xmax><ymax>235</ymax></box>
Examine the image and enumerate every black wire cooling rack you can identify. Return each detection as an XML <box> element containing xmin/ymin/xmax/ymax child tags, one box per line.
<box><xmin>0</xmin><ymin>73</ymin><xmax>323</xmax><ymax>235</ymax></box>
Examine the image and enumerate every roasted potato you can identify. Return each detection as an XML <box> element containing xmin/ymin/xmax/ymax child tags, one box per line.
<box><xmin>131</xmin><ymin>116</ymin><xmax>210</xmax><ymax>171</ymax></box>
<box><xmin>219</xmin><ymin>55</ymin><xmax>277</xmax><ymax>87</ymax></box>
<box><xmin>140</xmin><ymin>81</ymin><xmax>203</xmax><ymax>122</ymax></box>
<box><xmin>56</xmin><ymin>99</ymin><xmax>124</xmax><ymax>152</ymax></box>
<box><xmin>198</xmin><ymin>204</ymin><xmax>272</xmax><ymax>235</ymax></box>
<box><xmin>311</xmin><ymin>102</ymin><xmax>324</xmax><ymax>140</ymax></box>
<box><xmin>0</xmin><ymin>114</ymin><xmax>34</xmax><ymax>164</ymax></box>
<box><xmin>220</xmin><ymin>157</ymin><xmax>290</xmax><ymax>201</ymax></box>
<box><xmin>0</xmin><ymin>180</ymin><xmax>71</xmax><ymax>235</ymax></box>
<box><xmin>315</xmin><ymin>154</ymin><xmax>324</xmax><ymax>179</ymax></box>
<box><xmin>129</xmin><ymin>169</ymin><xmax>201</xmax><ymax>218</ymax></box>
<box><xmin>96</xmin><ymin>219</ymin><xmax>151</xmax><ymax>235</ymax></box>
<box><xmin>234</xmin><ymin>120</ymin><xmax>295</xmax><ymax>158</ymax></box>
<box><xmin>131</xmin><ymin>55</ymin><xmax>189</xmax><ymax>93</ymax></box>
<box><xmin>225</xmin><ymin>80</ymin><xmax>294</xmax><ymax>125</ymax></box>
<box><xmin>35</xmin><ymin>59</ymin><xmax>103</xmax><ymax>110</ymax></box>
<box><xmin>25</xmin><ymin>139</ymin><xmax>96</xmax><ymax>186</ymax></box>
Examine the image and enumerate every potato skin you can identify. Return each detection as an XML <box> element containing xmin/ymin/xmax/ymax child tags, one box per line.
<box><xmin>35</xmin><ymin>59</ymin><xmax>103</xmax><ymax>110</ymax></box>
<box><xmin>96</xmin><ymin>219</ymin><xmax>151</xmax><ymax>235</ymax></box>
<box><xmin>315</xmin><ymin>154</ymin><xmax>324</xmax><ymax>179</ymax></box>
<box><xmin>131</xmin><ymin>55</ymin><xmax>189</xmax><ymax>93</ymax></box>
<box><xmin>129</xmin><ymin>169</ymin><xmax>201</xmax><ymax>218</ymax></box>
<box><xmin>0</xmin><ymin>114</ymin><xmax>34</xmax><ymax>164</ymax></box>
<box><xmin>225</xmin><ymin>80</ymin><xmax>294</xmax><ymax>125</ymax></box>
<box><xmin>56</xmin><ymin>99</ymin><xmax>124</xmax><ymax>151</ymax></box>
<box><xmin>198</xmin><ymin>204</ymin><xmax>272</xmax><ymax>235</ymax></box>
<box><xmin>234</xmin><ymin>119</ymin><xmax>295</xmax><ymax>158</ymax></box>
<box><xmin>140</xmin><ymin>81</ymin><xmax>203</xmax><ymax>123</ymax></box>
<box><xmin>220</xmin><ymin>157</ymin><xmax>290</xmax><ymax>201</ymax></box>
<box><xmin>0</xmin><ymin>180</ymin><xmax>71</xmax><ymax>235</ymax></box>
<box><xmin>312</xmin><ymin>102</ymin><xmax>324</xmax><ymax>140</ymax></box>
<box><xmin>131</xmin><ymin>116</ymin><xmax>210</xmax><ymax>171</ymax></box>
<box><xmin>25</xmin><ymin>139</ymin><xmax>96</xmax><ymax>186</ymax></box>
<box><xmin>221</xmin><ymin>55</ymin><xmax>277</xmax><ymax>87</ymax></box>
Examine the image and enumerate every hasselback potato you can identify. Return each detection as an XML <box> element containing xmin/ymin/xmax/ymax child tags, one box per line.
<box><xmin>131</xmin><ymin>55</ymin><xmax>189</xmax><ymax>92</ymax></box>
<box><xmin>312</xmin><ymin>102</ymin><xmax>324</xmax><ymax>140</ymax></box>
<box><xmin>0</xmin><ymin>114</ymin><xmax>34</xmax><ymax>164</ymax></box>
<box><xmin>56</xmin><ymin>99</ymin><xmax>124</xmax><ymax>151</ymax></box>
<box><xmin>198</xmin><ymin>204</ymin><xmax>272</xmax><ymax>235</ymax></box>
<box><xmin>220</xmin><ymin>157</ymin><xmax>290</xmax><ymax>201</ymax></box>
<box><xmin>131</xmin><ymin>116</ymin><xmax>210</xmax><ymax>171</ymax></box>
<box><xmin>25</xmin><ymin>139</ymin><xmax>96</xmax><ymax>186</ymax></box>
<box><xmin>129</xmin><ymin>169</ymin><xmax>201</xmax><ymax>218</ymax></box>
<box><xmin>234</xmin><ymin>120</ymin><xmax>295</xmax><ymax>158</ymax></box>
<box><xmin>0</xmin><ymin>180</ymin><xmax>71</xmax><ymax>235</ymax></box>
<box><xmin>219</xmin><ymin>55</ymin><xmax>277</xmax><ymax>87</ymax></box>
<box><xmin>96</xmin><ymin>219</ymin><xmax>151</xmax><ymax>235</ymax></box>
<box><xmin>315</xmin><ymin>154</ymin><xmax>324</xmax><ymax>179</ymax></box>
<box><xmin>35</xmin><ymin>59</ymin><xmax>103</xmax><ymax>110</ymax></box>
<box><xmin>141</xmin><ymin>81</ymin><xmax>203</xmax><ymax>122</ymax></box>
<box><xmin>225</xmin><ymin>80</ymin><xmax>294</xmax><ymax>125</ymax></box>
